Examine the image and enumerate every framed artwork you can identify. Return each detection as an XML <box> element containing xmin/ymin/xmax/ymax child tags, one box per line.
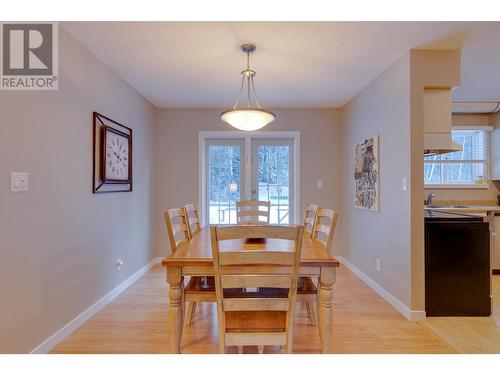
<box><xmin>354</xmin><ymin>135</ymin><xmax>379</xmax><ymax>211</ymax></box>
<box><xmin>92</xmin><ymin>112</ymin><xmax>133</xmax><ymax>193</ymax></box>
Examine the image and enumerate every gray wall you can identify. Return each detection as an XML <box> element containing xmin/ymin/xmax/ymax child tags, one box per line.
<box><xmin>339</xmin><ymin>54</ymin><xmax>412</xmax><ymax>308</ymax></box>
<box><xmin>0</xmin><ymin>28</ymin><xmax>156</xmax><ymax>353</ymax></box>
<box><xmin>154</xmin><ymin>108</ymin><xmax>342</xmax><ymax>256</ymax></box>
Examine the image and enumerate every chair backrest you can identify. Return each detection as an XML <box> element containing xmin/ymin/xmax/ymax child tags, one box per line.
<box><xmin>303</xmin><ymin>203</ymin><xmax>319</xmax><ymax>238</ymax></box>
<box><xmin>164</xmin><ymin>208</ymin><xmax>190</xmax><ymax>252</ymax></box>
<box><xmin>210</xmin><ymin>224</ymin><xmax>304</xmax><ymax>353</ymax></box>
<box><xmin>312</xmin><ymin>208</ymin><xmax>338</xmax><ymax>254</ymax></box>
<box><xmin>236</xmin><ymin>200</ymin><xmax>270</xmax><ymax>224</ymax></box>
<box><xmin>184</xmin><ymin>203</ymin><xmax>201</xmax><ymax>237</ymax></box>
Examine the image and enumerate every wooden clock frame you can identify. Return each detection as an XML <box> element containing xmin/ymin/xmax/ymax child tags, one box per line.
<box><xmin>92</xmin><ymin>112</ymin><xmax>133</xmax><ymax>193</ymax></box>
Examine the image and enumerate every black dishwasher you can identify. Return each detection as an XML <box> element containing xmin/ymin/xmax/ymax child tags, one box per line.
<box><xmin>425</xmin><ymin>211</ymin><xmax>491</xmax><ymax>316</ymax></box>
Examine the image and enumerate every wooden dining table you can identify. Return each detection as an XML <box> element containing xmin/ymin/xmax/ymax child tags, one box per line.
<box><xmin>161</xmin><ymin>225</ymin><xmax>340</xmax><ymax>353</ymax></box>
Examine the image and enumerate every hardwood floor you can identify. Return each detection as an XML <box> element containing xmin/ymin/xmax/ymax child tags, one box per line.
<box><xmin>420</xmin><ymin>275</ymin><xmax>500</xmax><ymax>354</ymax></box>
<box><xmin>51</xmin><ymin>264</ymin><xmax>456</xmax><ymax>354</ymax></box>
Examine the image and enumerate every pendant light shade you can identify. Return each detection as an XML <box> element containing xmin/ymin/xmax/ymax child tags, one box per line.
<box><xmin>220</xmin><ymin>108</ymin><xmax>275</xmax><ymax>131</ymax></box>
<box><xmin>221</xmin><ymin>43</ymin><xmax>276</xmax><ymax>131</ymax></box>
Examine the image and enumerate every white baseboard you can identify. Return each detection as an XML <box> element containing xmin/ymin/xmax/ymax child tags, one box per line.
<box><xmin>336</xmin><ymin>256</ymin><xmax>426</xmax><ymax>321</ymax></box>
<box><xmin>30</xmin><ymin>256</ymin><xmax>163</xmax><ymax>354</ymax></box>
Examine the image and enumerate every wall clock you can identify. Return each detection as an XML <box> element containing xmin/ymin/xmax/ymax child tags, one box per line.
<box><xmin>92</xmin><ymin>112</ymin><xmax>133</xmax><ymax>193</ymax></box>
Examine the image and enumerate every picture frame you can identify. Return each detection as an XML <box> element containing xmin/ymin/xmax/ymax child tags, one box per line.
<box><xmin>354</xmin><ymin>135</ymin><xmax>379</xmax><ymax>211</ymax></box>
<box><xmin>92</xmin><ymin>112</ymin><xmax>133</xmax><ymax>193</ymax></box>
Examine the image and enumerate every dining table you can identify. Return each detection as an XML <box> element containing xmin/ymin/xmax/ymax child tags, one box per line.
<box><xmin>161</xmin><ymin>225</ymin><xmax>340</xmax><ymax>354</ymax></box>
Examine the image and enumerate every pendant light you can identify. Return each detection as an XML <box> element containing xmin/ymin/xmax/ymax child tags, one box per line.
<box><xmin>220</xmin><ymin>43</ymin><xmax>276</xmax><ymax>131</ymax></box>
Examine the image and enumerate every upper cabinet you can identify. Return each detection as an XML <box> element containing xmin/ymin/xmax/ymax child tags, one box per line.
<box><xmin>423</xmin><ymin>88</ymin><xmax>462</xmax><ymax>155</ymax></box>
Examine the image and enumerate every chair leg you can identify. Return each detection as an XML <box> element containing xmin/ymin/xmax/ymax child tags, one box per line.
<box><xmin>305</xmin><ymin>301</ymin><xmax>317</xmax><ymax>326</ymax></box>
<box><xmin>304</xmin><ymin>302</ymin><xmax>317</xmax><ymax>327</ymax></box>
<box><xmin>237</xmin><ymin>346</ymin><xmax>243</xmax><ymax>354</ymax></box>
<box><xmin>185</xmin><ymin>302</ymin><xmax>197</xmax><ymax>326</ymax></box>
<box><xmin>257</xmin><ymin>345</ymin><xmax>264</xmax><ymax>354</ymax></box>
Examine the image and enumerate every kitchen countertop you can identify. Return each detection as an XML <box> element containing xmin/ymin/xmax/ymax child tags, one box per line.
<box><xmin>425</xmin><ymin>205</ymin><xmax>500</xmax><ymax>215</ymax></box>
<box><xmin>424</xmin><ymin>210</ymin><xmax>485</xmax><ymax>221</ymax></box>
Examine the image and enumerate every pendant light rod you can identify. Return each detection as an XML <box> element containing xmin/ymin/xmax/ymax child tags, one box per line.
<box><xmin>220</xmin><ymin>43</ymin><xmax>276</xmax><ymax>132</ymax></box>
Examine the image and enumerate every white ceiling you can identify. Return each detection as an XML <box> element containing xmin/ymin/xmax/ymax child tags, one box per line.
<box><xmin>61</xmin><ymin>22</ymin><xmax>500</xmax><ymax>108</ymax></box>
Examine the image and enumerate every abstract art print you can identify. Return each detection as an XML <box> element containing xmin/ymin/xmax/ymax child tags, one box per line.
<box><xmin>354</xmin><ymin>135</ymin><xmax>379</xmax><ymax>211</ymax></box>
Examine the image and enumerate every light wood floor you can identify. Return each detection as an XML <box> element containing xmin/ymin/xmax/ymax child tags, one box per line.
<box><xmin>420</xmin><ymin>275</ymin><xmax>500</xmax><ymax>354</ymax></box>
<box><xmin>51</xmin><ymin>264</ymin><xmax>456</xmax><ymax>354</ymax></box>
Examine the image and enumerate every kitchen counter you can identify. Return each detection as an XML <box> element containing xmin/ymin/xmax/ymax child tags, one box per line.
<box><xmin>425</xmin><ymin>205</ymin><xmax>500</xmax><ymax>215</ymax></box>
<box><xmin>424</xmin><ymin>210</ymin><xmax>485</xmax><ymax>221</ymax></box>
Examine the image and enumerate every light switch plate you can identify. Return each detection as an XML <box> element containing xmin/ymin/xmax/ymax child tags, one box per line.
<box><xmin>10</xmin><ymin>172</ymin><xmax>28</xmax><ymax>192</ymax></box>
<box><xmin>402</xmin><ymin>178</ymin><xmax>408</xmax><ymax>191</ymax></box>
<box><xmin>317</xmin><ymin>180</ymin><xmax>323</xmax><ymax>189</ymax></box>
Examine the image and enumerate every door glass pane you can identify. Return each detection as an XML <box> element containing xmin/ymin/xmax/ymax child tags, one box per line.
<box><xmin>208</xmin><ymin>145</ymin><xmax>240</xmax><ymax>224</ymax></box>
<box><xmin>257</xmin><ymin>145</ymin><xmax>290</xmax><ymax>224</ymax></box>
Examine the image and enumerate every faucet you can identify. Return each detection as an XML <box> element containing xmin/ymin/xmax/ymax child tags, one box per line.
<box><xmin>425</xmin><ymin>193</ymin><xmax>436</xmax><ymax>206</ymax></box>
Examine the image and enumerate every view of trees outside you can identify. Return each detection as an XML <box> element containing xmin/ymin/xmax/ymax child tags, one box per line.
<box><xmin>208</xmin><ymin>144</ymin><xmax>291</xmax><ymax>224</ymax></box>
<box><xmin>208</xmin><ymin>145</ymin><xmax>240</xmax><ymax>224</ymax></box>
<box><xmin>257</xmin><ymin>146</ymin><xmax>290</xmax><ymax>224</ymax></box>
<box><xmin>424</xmin><ymin>130</ymin><xmax>487</xmax><ymax>185</ymax></box>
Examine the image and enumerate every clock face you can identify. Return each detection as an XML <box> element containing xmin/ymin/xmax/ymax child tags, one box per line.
<box><xmin>104</xmin><ymin>128</ymin><xmax>130</xmax><ymax>181</ymax></box>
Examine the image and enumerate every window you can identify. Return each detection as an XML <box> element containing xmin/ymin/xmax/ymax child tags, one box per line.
<box><xmin>424</xmin><ymin>128</ymin><xmax>490</xmax><ymax>188</ymax></box>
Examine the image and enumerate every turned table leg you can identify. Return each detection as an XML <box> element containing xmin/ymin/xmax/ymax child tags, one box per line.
<box><xmin>318</xmin><ymin>267</ymin><xmax>336</xmax><ymax>354</ymax></box>
<box><xmin>166</xmin><ymin>266</ymin><xmax>184</xmax><ymax>353</ymax></box>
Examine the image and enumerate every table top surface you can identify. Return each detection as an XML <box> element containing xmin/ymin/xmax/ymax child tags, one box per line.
<box><xmin>162</xmin><ymin>226</ymin><xmax>340</xmax><ymax>267</ymax></box>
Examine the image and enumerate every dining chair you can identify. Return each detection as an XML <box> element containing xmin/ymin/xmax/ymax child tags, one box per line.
<box><xmin>164</xmin><ymin>208</ymin><xmax>216</xmax><ymax>326</ymax></box>
<box><xmin>184</xmin><ymin>203</ymin><xmax>201</xmax><ymax>238</ymax></box>
<box><xmin>210</xmin><ymin>224</ymin><xmax>304</xmax><ymax>354</ymax></box>
<box><xmin>164</xmin><ymin>208</ymin><xmax>191</xmax><ymax>251</ymax></box>
<box><xmin>303</xmin><ymin>203</ymin><xmax>319</xmax><ymax>238</ymax></box>
<box><xmin>236</xmin><ymin>200</ymin><xmax>271</xmax><ymax>224</ymax></box>
<box><xmin>297</xmin><ymin>208</ymin><xmax>338</xmax><ymax>326</ymax></box>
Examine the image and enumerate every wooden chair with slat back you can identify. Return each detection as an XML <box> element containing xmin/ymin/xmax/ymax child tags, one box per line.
<box><xmin>184</xmin><ymin>203</ymin><xmax>201</xmax><ymax>238</ymax></box>
<box><xmin>236</xmin><ymin>200</ymin><xmax>271</xmax><ymax>225</ymax></box>
<box><xmin>211</xmin><ymin>224</ymin><xmax>304</xmax><ymax>354</ymax></box>
<box><xmin>164</xmin><ymin>208</ymin><xmax>216</xmax><ymax>326</ymax></box>
<box><xmin>164</xmin><ymin>208</ymin><xmax>191</xmax><ymax>251</ymax></box>
<box><xmin>303</xmin><ymin>203</ymin><xmax>319</xmax><ymax>238</ymax></box>
<box><xmin>297</xmin><ymin>207</ymin><xmax>338</xmax><ymax>327</ymax></box>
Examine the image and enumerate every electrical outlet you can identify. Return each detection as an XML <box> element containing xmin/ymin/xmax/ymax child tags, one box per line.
<box><xmin>10</xmin><ymin>172</ymin><xmax>28</xmax><ymax>192</ymax></box>
<box><xmin>376</xmin><ymin>258</ymin><xmax>381</xmax><ymax>272</ymax></box>
<box><xmin>116</xmin><ymin>258</ymin><xmax>124</xmax><ymax>271</ymax></box>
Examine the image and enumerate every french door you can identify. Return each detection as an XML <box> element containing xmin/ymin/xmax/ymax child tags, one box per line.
<box><xmin>251</xmin><ymin>139</ymin><xmax>294</xmax><ymax>224</ymax></box>
<box><xmin>202</xmin><ymin>133</ymin><xmax>297</xmax><ymax>225</ymax></box>
<box><xmin>206</xmin><ymin>139</ymin><xmax>245</xmax><ymax>225</ymax></box>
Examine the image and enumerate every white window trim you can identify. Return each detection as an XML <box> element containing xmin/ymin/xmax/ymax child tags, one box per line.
<box><xmin>198</xmin><ymin>131</ymin><xmax>300</xmax><ymax>226</ymax></box>
<box><xmin>424</xmin><ymin>127</ymin><xmax>491</xmax><ymax>189</ymax></box>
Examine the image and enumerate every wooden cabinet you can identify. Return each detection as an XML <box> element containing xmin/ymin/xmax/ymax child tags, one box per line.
<box><xmin>493</xmin><ymin>216</ymin><xmax>500</xmax><ymax>271</ymax></box>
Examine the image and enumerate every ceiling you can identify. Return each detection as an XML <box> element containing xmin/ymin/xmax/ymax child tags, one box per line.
<box><xmin>62</xmin><ymin>22</ymin><xmax>500</xmax><ymax>108</ymax></box>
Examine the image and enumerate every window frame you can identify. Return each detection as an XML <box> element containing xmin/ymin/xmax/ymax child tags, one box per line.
<box><xmin>423</xmin><ymin>125</ymin><xmax>492</xmax><ymax>189</ymax></box>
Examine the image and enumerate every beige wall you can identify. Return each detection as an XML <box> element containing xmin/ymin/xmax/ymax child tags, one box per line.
<box><xmin>339</xmin><ymin>54</ymin><xmax>413</xmax><ymax>309</ymax></box>
<box><xmin>0</xmin><ymin>28</ymin><xmax>156</xmax><ymax>353</ymax></box>
<box><xmin>424</xmin><ymin>113</ymin><xmax>499</xmax><ymax>202</ymax></box>
<box><xmin>409</xmin><ymin>49</ymin><xmax>461</xmax><ymax>312</ymax></box>
<box><xmin>154</xmin><ymin>108</ymin><xmax>342</xmax><ymax>256</ymax></box>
